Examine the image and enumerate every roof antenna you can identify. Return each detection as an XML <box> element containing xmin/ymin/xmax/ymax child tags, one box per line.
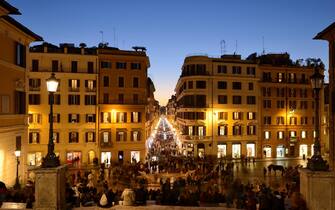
<box><xmin>234</xmin><ymin>40</ymin><xmax>238</xmax><ymax>55</ymax></box>
<box><xmin>220</xmin><ymin>40</ymin><xmax>226</xmax><ymax>55</ymax></box>
<box><xmin>262</xmin><ymin>36</ymin><xmax>265</xmax><ymax>54</ymax></box>
<box><xmin>99</xmin><ymin>31</ymin><xmax>104</xmax><ymax>43</ymax></box>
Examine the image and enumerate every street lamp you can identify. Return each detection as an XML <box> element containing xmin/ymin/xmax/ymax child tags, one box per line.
<box><xmin>307</xmin><ymin>67</ymin><xmax>329</xmax><ymax>171</ymax></box>
<box><xmin>13</xmin><ymin>150</ymin><xmax>21</xmax><ymax>189</ymax></box>
<box><xmin>42</xmin><ymin>73</ymin><xmax>60</xmax><ymax>168</ymax></box>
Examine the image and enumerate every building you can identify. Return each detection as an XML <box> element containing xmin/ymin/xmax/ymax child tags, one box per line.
<box><xmin>174</xmin><ymin>53</ymin><xmax>325</xmax><ymax>159</ymax></box>
<box><xmin>314</xmin><ymin>22</ymin><xmax>335</xmax><ymax>168</ymax></box>
<box><xmin>255</xmin><ymin>53</ymin><xmax>321</xmax><ymax>158</ymax></box>
<box><xmin>0</xmin><ymin>0</ymin><xmax>42</xmax><ymax>186</ymax></box>
<box><xmin>97</xmin><ymin>46</ymin><xmax>151</xmax><ymax>164</ymax></box>
<box><xmin>27</xmin><ymin>43</ymin><xmax>98</xmax><ymax>169</ymax></box>
<box><xmin>175</xmin><ymin>55</ymin><xmax>261</xmax><ymax>158</ymax></box>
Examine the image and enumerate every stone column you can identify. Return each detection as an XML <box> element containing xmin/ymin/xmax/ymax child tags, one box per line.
<box><xmin>329</xmin><ymin>40</ymin><xmax>335</xmax><ymax>169</ymax></box>
<box><xmin>299</xmin><ymin>168</ymin><xmax>335</xmax><ymax>210</ymax></box>
<box><xmin>34</xmin><ymin>165</ymin><xmax>67</xmax><ymax>210</ymax></box>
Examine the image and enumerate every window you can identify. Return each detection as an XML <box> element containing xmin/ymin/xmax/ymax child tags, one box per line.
<box><xmin>29</xmin><ymin>78</ymin><xmax>41</xmax><ymax>91</ymax></box>
<box><xmin>27</xmin><ymin>152</ymin><xmax>42</xmax><ymax>166</ymax></box>
<box><xmin>218</xmin><ymin>112</ymin><xmax>228</xmax><ymax>120</ymax></box>
<box><xmin>264</xmin><ymin>116</ymin><xmax>271</xmax><ymax>125</ymax></box>
<box><xmin>288</xmin><ymin>73</ymin><xmax>296</xmax><ymax>83</ymax></box>
<box><xmin>247</xmin><ymin>96</ymin><xmax>256</xmax><ymax>105</ymax></box>
<box><xmin>116</xmin><ymin>112</ymin><xmax>127</xmax><ymax>123</ymax></box>
<box><xmin>0</xmin><ymin>95</ymin><xmax>9</xmax><ymax>113</ymax></box>
<box><xmin>101</xmin><ymin>112</ymin><xmax>111</xmax><ymax>123</ymax></box>
<box><xmin>101</xmin><ymin>131</ymin><xmax>111</xmax><ymax>143</ymax></box>
<box><xmin>290</xmin><ymin>117</ymin><xmax>297</xmax><ymax>125</ymax></box>
<box><xmin>263</xmin><ymin>100</ymin><xmax>271</xmax><ymax>108</ymax></box>
<box><xmin>52</xmin><ymin>132</ymin><xmax>59</xmax><ymax>143</ymax></box>
<box><xmin>68</xmin><ymin>79</ymin><xmax>80</xmax><ymax>91</ymax></box>
<box><xmin>103</xmin><ymin>93</ymin><xmax>109</xmax><ymax>104</ymax></box>
<box><xmin>131</xmin><ymin>63</ymin><xmax>141</xmax><ymax>70</ymax></box>
<box><xmin>248</xmin><ymin>83</ymin><xmax>254</xmax><ymax>90</ymax></box>
<box><xmin>277</xmin><ymin>131</ymin><xmax>284</xmax><ymax>139</ymax></box>
<box><xmin>29</xmin><ymin>132</ymin><xmax>40</xmax><ymax>144</ymax></box>
<box><xmin>28</xmin><ymin>113</ymin><xmax>41</xmax><ymax>124</ymax></box>
<box><xmin>247</xmin><ymin>125</ymin><xmax>256</xmax><ymax>135</ymax></box>
<box><xmin>118</xmin><ymin>77</ymin><xmax>124</xmax><ymax>87</ymax></box>
<box><xmin>301</xmin><ymin>117</ymin><xmax>308</xmax><ymax>125</ymax></box>
<box><xmin>217</xmin><ymin>81</ymin><xmax>227</xmax><ymax>89</ymax></box>
<box><xmin>69</xmin><ymin>132</ymin><xmax>79</xmax><ymax>143</ymax></box>
<box><xmin>232</xmin><ymin>82</ymin><xmax>241</xmax><ymax>90</ymax></box>
<box><xmin>49</xmin><ymin>113</ymin><xmax>60</xmax><ymax>123</ymax></box>
<box><xmin>133</xmin><ymin>94</ymin><xmax>139</xmax><ymax>104</ymax></box>
<box><xmin>277</xmin><ymin>100</ymin><xmax>285</xmax><ymax>108</ymax></box>
<box><xmin>68</xmin><ymin>95</ymin><xmax>80</xmax><ymax>105</ymax></box>
<box><xmin>118</xmin><ymin>94</ymin><xmax>124</xmax><ymax>104</ymax></box>
<box><xmin>276</xmin><ymin>116</ymin><xmax>285</xmax><ymax>125</ymax></box>
<box><xmin>218</xmin><ymin>125</ymin><xmax>228</xmax><ymax>136</ymax></box>
<box><xmin>232</xmin><ymin>66</ymin><xmax>241</xmax><ymax>74</ymax></box>
<box><xmin>29</xmin><ymin>94</ymin><xmax>40</xmax><ymax>105</ymax></box>
<box><xmin>196</xmin><ymin>81</ymin><xmax>206</xmax><ymax>89</ymax></box>
<box><xmin>15</xmin><ymin>91</ymin><xmax>26</xmax><ymax>114</ymax></box>
<box><xmin>264</xmin><ymin>131</ymin><xmax>270</xmax><ymax>140</ymax></box>
<box><xmin>68</xmin><ymin>114</ymin><xmax>80</xmax><ymax>123</ymax></box>
<box><xmin>71</xmin><ymin>61</ymin><xmax>78</xmax><ymax>73</ymax></box>
<box><xmin>131</xmin><ymin>112</ymin><xmax>141</xmax><ymax>123</ymax></box>
<box><xmin>116</xmin><ymin>62</ymin><xmax>127</xmax><ymax>69</ymax></box>
<box><xmin>85</xmin><ymin>95</ymin><xmax>96</xmax><ymax>105</ymax></box>
<box><xmin>263</xmin><ymin>87</ymin><xmax>271</xmax><ymax>96</ymax></box>
<box><xmin>116</xmin><ymin>130</ymin><xmax>126</xmax><ymax>141</ymax></box>
<box><xmin>85</xmin><ymin>80</ymin><xmax>96</xmax><ymax>91</ymax></box>
<box><xmin>16</xmin><ymin>42</ymin><xmax>26</xmax><ymax>67</ymax></box>
<box><xmin>49</xmin><ymin>94</ymin><xmax>61</xmax><ymax>105</ymax></box>
<box><xmin>289</xmin><ymin>101</ymin><xmax>297</xmax><ymax>109</ymax></box>
<box><xmin>300</xmin><ymin>89</ymin><xmax>308</xmax><ymax>98</ymax></box>
<box><xmin>262</xmin><ymin>72</ymin><xmax>272</xmax><ymax>81</ymax></box>
<box><xmin>246</xmin><ymin>67</ymin><xmax>256</xmax><ymax>75</ymax></box>
<box><xmin>87</xmin><ymin>61</ymin><xmax>94</xmax><ymax>73</ymax></box>
<box><xmin>289</xmin><ymin>88</ymin><xmax>296</xmax><ymax>97</ymax></box>
<box><xmin>277</xmin><ymin>72</ymin><xmax>284</xmax><ymax>83</ymax></box>
<box><xmin>103</xmin><ymin>76</ymin><xmax>109</xmax><ymax>87</ymax></box>
<box><xmin>247</xmin><ymin>112</ymin><xmax>256</xmax><ymax>120</ymax></box>
<box><xmin>188</xmin><ymin>81</ymin><xmax>193</xmax><ymax>89</ymax></box>
<box><xmin>300</xmin><ymin>101</ymin><xmax>308</xmax><ymax>109</ymax></box>
<box><xmin>233</xmin><ymin>125</ymin><xmax>242</xmax><ymax>135</ymax></box>
<box><xmin>218</xmin><ymin>95</ymin><xmax>227</xmax><ymax>104</ymax></box>
<box><xmin>52</xmin><ymin>60</ymin><xmax>58</xmax><ymax>72</ymax></box>
<box><xmin>86</xmin><ymin>114</ymin><xmax>96</xmax><ymax>123</ymax></box>
<box><xmin>32</xmin><ymin>59</ymin><xmax>39</xmax><ymax>71</ymax></box>
<box><xmin>232</xmin><ymin>96</ymin><xmax>242</xmax><ymax>104</ymax></box>
<box><xmin>85</xmin><ymin>132</ymin><xmax>95</xmax><ymax>142</ymax></box>
<box><xmin>101</xmin><ymin>61</ymin><xmax>112</xmax><ymax>68</ymax></box>
<box><xmin>133</xmin><ymin>77</ymin><xmax>139</xmax><ymax>88</ymax></box>
<box><xmin>233</xmin><ymin>112</ymin><xmax>243</xmax><ymax>120</ymax></box>
<box><xmin>217</xmin><ymin>65</ymin><xmax>227</xmax><ymax>73</ymax></box>
<box><xmin>131</xmin><ymin>130</ymin><xmax>141</xmax><ymax>141</ymax></box>
<box><xmin>290</xmin><ymin>131</ymin><xmax>297</xmax><ymax>137</ymax></box>
<box><xmin>277</xmin><ymin>88</ymin><xmax>285</xmax><ymax>97</ymax></box>
<box><xmin>301</xmin><ymin>131</ymin><xmax>307</xmax><ymax>139</ymax></box>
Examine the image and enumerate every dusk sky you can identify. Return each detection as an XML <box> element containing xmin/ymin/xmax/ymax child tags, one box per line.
<box><xmin>10</xmin><ymin>0</ymin><xmax>335</xmax><ymax>105</ymax></box>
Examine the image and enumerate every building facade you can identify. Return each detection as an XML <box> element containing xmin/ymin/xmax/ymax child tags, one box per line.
<box><xmin>175</xmin><ymin>55</ymin><xmax>261</xmax><ymax>158</ymax></box>
<box><xmin>175</xmin><ymin>53</ymin><xmax>325</xmax><ymax>159</ymax></box>
<box><xmin>0</xmin><ymin>0</ymin><xmax>42</xmax><ymax>186</ymax></box>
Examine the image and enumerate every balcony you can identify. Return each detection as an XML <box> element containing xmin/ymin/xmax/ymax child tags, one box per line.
<box><xmin>29</xmin><ymin>87</ymin><xmax>40</xmax><ymax>91</ymax></box>
<box><xmin>85</xmin><ymin>88</ymin><xmax>96</xmax><ymax>92</ymax></box>
<box><xmin>100</xmin><ymin>140</ymin><xmax>113</xmax><ymax>147</ymax></box>
<box><xmin>68</xmin><ymin>87</ymin><xmax>80</xmax><ymax>92</ymax></box>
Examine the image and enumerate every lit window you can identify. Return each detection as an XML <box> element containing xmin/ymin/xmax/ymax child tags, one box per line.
<box><xmin>301</xmin><ymin>131</ymin><xmax>306</xmax><ymax>139</ymax></box>
<box><xmin>278</xmin><ymin>131</ymin><xmax>284</xmax><ymax>139</ymax></box>
<box><xmin>290</xmin><ymin>131</ymin><xmax>296</xmax><ymax>137</ymax></box>
<box><xmin>265</xmin><ymin>131</ymin><xmax>270</xmax><ymax>139</ymax></box>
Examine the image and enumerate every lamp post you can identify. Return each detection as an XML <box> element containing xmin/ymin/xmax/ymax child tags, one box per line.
<box><xmin>307</xmin><ymin>67</ymin><xmax>329</xmax><ymax>171</ymax></box>
<box><xmin>42</xmin><ymin>73</ymin><xmax>60</xmax><ymax>168</ymax></box>
<box><xmin>13</xmin><ymin>150</ymin><xmax>21</xmax><ymax>189</ymax></box>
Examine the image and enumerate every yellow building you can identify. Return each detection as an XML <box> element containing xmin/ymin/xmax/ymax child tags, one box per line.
<box><xmin>27</xmin><ymin>43</ymin><xmax>98</xmax><ymax>169</ymax></box>
<box><xmin>256</xmin><ymin>54</ymin><xmax>322</xmax><ymax>158</ymax></box>
<box><xmin>0</xmin><ymin>1</ymin><xmax>42</xmax><ymax>186</ymax></box>
<box><xmin>175</xmin><ymin>55</ymin><xmax>261</xmax><ymax>158</ymax></box>
<box><xmin>98</xmin><ymin>46</ymin><xmax>151</xmax><ymax>163</ymax></box>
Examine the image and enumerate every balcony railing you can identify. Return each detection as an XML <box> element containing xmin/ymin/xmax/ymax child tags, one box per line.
<box><xmin>69</xmin><ymin>87</ymin><xmax>80</xmax><ymax>92</ymax></box>
<box><xmin>29</xmin><ymin>87</ymin><xmax>40</xmax><ymax>91</ymax></box>
<box><xmin>100</xmin><ymin>141</ymin><xmax>113</xmax><ymax>147</ymax></box>
<box><xmin>85</xmin><ymin>88</ymin><xmax>96</xmax><ymax>92</ymax></box>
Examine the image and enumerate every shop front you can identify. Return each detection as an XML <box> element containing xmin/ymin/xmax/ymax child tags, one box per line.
<box><xmin>197</xmin><ymin>143</ymin><xmax>205</xmax><ymax>158</ymax></box>
<box><xmin>232</xmin><ymin>143</ymin><xmax>241</xmax><ymax>158</ymax></box>
<box><xmin>66</xmin><ymin>151</ymin><xmax>82</xmax><ymax>167</ymax></box>
<box><xmin>263</xmin><ymin>146</ymin><xmax>272</xmax><ymax>158</ymax></box>
<box><xmin>131</xmin><ymin>151</ymin><xmax>140</xmax><ymax>163</ymax></box>
<box><xmin>299</xmin><ymin>144</ymin><xmax>308</xmax><ymax>157</ymax></box>
<box><xmin>276</xmin><ymin>145</ymin><xmax>285</xmax><ymax>158</ymax></box>
<box><xmin>101</xmin><ymin>151</ymin><xmax>111</xmax><ymax>165</ymax></box>
<box><xmin>217</xmin><ymin>143</ymin><xmax>227</xmax><ymax>158</ymax></box>
<box><xmin>246</xmin><ymin>143</ymin><xmax>255</xmax><ymax>157</ymax></box>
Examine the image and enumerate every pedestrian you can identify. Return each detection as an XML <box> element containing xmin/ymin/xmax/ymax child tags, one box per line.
<box><xmin>263</xmin><ymin>167</ymin><xmax>267</xmax><ymax>177</ymax></box>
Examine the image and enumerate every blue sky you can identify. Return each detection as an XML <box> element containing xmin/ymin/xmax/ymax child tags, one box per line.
<box><xmin>10</xmin><ymin>0</ymin><xmax>334</xmax><ymax>105</ymax></box>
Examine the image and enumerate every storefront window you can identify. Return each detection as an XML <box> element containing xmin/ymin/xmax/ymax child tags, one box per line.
<box><xmin>276</xmin><ymin>146</ymin><xmax>285</xmax><ymax>157</ymax></box>
<box><xmin>217</xmin><ymin>144</ymin><xmax>226</xmax><ymax>158</ymax></box>
<box><xmin>131</xmin><ymin>151</ymin><xmax>140</xmax><ymax>163</ymax></box>
<box><xmin>232</xmin><ymin>144</ymin><xmax>241</xmax><ymax>158</ymax></box>
<box><xmin>27</xmin><ymin>152</ymin><xmax>42</xmax><ymax>166</ymax></box>
<box><xmin>101</xmin><ymin>152</ymin><xmax>111</xmax><ymax>165</ymax></box>
<box><xmin>246</xmin><ymin>143</ymin><xmax>255</xmax><ymax>157</ymax></box>
<box><xmin>263</xmin><ymin>146</ymin><xmax>272</xmax><ymax>157</ymax></box>
<box><xmin>299</xmin><ymin>144</ymin><xmax>308</xmax><ymax>157</ymax></box>
<box><xmin>66</xmin><ymin>152</ymin><xmax>81</xmax><ymax>167</ymax></box>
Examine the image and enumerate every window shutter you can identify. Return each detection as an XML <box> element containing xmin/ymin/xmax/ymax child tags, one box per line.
<box><xmin>138</xmin><ymin>112</ymin><xmax>141</xmax><ymax>122</ymax></box>
<box><xmin>77</xmin><ymin>114</ymin><xmax>80</xmax><ymax>123</ymax></box>
<box><xmin>124</xmin><ymin>113</ymin><xmax>127</xmax><ymax>122</ymax></box>
<box><xmin>68</xmin><ymin>114</ymin><xmax>71</xmax><ymax>123</ymax></box>
<box><xmin>57</xmin><ymin>114</ymin><xmax>60</xmax><ymax>122</ymax></box>
<box><xmin>77</xmin><ymin>80</ymin><xmax>80</xmax><ymax>87</ymax></box>
<box><xmin>85</xmin><ymin>80</ymin><xmax>88</xmax><ymax>88</ymax></box>
<box><xmin>93</xmin><ymin>80</ymin><xmax>96</xmax><ymax>88</ymax></box>
<box><xmin>29</xmin><ymin>133</ymin><xmax>32</xmax><ymax>143</ymax></box>
<box><xmin>85</xmin><ymin>132</ymin><xmax>88</xmax><ymax>142</ymax></box>
<box><xmin>37</xmin><ymin>133</ymin><xmax>40</xmax><ymax>143</ymax></box>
